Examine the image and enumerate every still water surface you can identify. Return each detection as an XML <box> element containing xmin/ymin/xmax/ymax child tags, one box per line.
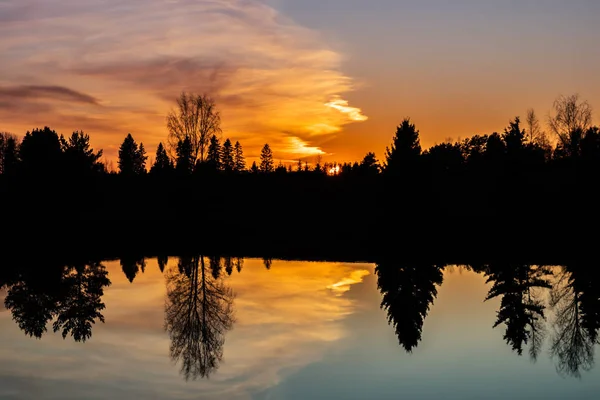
<box><xmin>0</xmin><ymin>258</ymin><xmax>598</xmax><ymax>399</ymax></box>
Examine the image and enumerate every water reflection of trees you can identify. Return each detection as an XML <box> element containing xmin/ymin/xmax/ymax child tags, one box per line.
<box><xmin>549</xmin><ymin>265</ymin><xmax>600</xmax><ymax>378</ymax></box>
<box><xmin>375</xmin><ymin>262</ymin><xmax>444</xmax><ymax>352</ymax></box>
<box><xmin>1</xmin><ymin>261</ymin><xmax>110</xmax><ymax>342</ymax></box>
<box><xmin>164</xmin><ymin>255</ymin><xmax>235</xmax><ymax>380</ymax></box>
<box><xmin>483</xmin><ymin>264</ymin><xmax>553</xmax><ymax>359</ymax></box>
<box><xmin>376</xmin><ymin>261</ymin><xmax>600</xmax><ymax>378</ymax></box>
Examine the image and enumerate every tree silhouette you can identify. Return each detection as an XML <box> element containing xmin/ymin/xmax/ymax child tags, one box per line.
<box><xmin>526</xmin><ymin>109</ymin><xmax>551</xmax><ymax>152</ymax></box>
<box><xmin>422</xmin><ymin>142</ymin><xmax>464</xmax><ymax>174</ymax></box>
<box><xmin>259</xmin><ymin>144</ymin><xmax>274</xmax><ymax>173</ymax></box>
<box><xmin>233</xmin><ymin>141</ymin><xmax>245</xmax><ymax>172</ymax></box>
<box><xmin>250</xmin><ymin>161</ymin><xmax>259</xmax><ymax>174</ymax></box>
<box><xmin>164</xmin><ymin>256</ymin><xmax>235</xmax><ymax>380</ymax></box>
<box><xmin>376</xmin><ymin>262</ymin><xmax>444</xmax><ymax>352</ymax></box>
<box><xmin>150</xmin><ymin>142</ymin><xmax>173</xmax><ymax>175</ymax></box>
<box><xmin>548</xmin><ymin>94</ymin><xmax>593</xmax><ymax>155</ymax></box>
<box><xmin>0</xmin><ymin>132</ymin><xmax>19</xmax><ymax>175</ymax></box>
<box><xmin>221</xmin><ymin>139</ymin><xmax>235</xmax><ymax>172</ymax></box>
<box><xmin>60</xmin><ymin>131</ymin><xmax>104</xmax><ymax>175</ymax></box>
<box><xmin>502</xmin><ymin>117</ymin><xmax>527</xmax><ymax>159</ymax></box>
<box><xmin>166</xmin><ymin>92</ymin><xmax>221</xmax><ymax>164</ymax></box>
<box><xmin>359</xmin><ymin>152</ymin><xmax>380</xmax><ymax>175</ymax></box>
<box><xmin>580</xmin><ymin>127</ymin><xmax>600</xmax><ymax>164</ymax></box>
<box><xmin>175</xmin><ymin>137</ymin><xmax>194</xmax><ymax>175</ymax></box>
<box><xmin>19</xmin><ymin>127</ymin><xmax>63</xmax><ymax>175</ymax></box>
<box><xmin>275</xmin><ymin>161</ymin><xmax>287</xmax><ymax>174</ymax></box>
<box><xmin>206</xmin><ymin>135</ymin><xmax>222</xmax><ymax>171</ymax></box>
<box><xmin>118</xmin><ymin>134</ymin><xmax>146</xmax><ymax>175</ymax></box>
<box><xmin>384</xmin><ymin>119</ymin><xmax>421</xmax><ymax>175</ymax></box>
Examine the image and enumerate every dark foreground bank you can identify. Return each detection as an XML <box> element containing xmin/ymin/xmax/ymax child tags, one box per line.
<box><xmin>1</xmin><ymin>170</ymin><xmax>598</xmax><ymax>265</ymax></box>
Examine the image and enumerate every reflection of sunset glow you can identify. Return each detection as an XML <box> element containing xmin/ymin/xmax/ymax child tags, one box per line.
<box><xmin>327</xmin><ymin>270</ymin><xmax>371</xmax><ymax>294</ymax></box>
<box><xmin>325</xmin><ymin>97</ymin><xmax>368</xmax><ymax>122</ymax></box>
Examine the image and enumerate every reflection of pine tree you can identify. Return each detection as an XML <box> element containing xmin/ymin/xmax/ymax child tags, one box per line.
<box><xmin>158</xmin><ymin>255</ymin><xmax>168</xmax><ymax>273</ymax></box>
<box><xmin>485</xmin><ymin>264</ymin><xmax>552</xmax><ymax>358</ymax></box>
<box><xmin>263</xmin><ymin>258</ymin><xmax>272</xmax><ymax>270</ymax></box>
<box><xmin>53</xmin><ymin>262</ymin><xmax>111</xmax><ymax>342</ymax></box>
<box><xmin>549</xmin><ymin>265</ymin><xmax>600</xmax><ymax>378</ymax></box>
<box><xmin>376</xmin><ymin>263</ymin><xmax>444</xmax><ymax>352</ymax></box>
<box><xmin>165</xmin><ymin>256</ymin><xmax>235</xmax><ymax>380</ymax></box>
<box><xmin>210</xmin><ymin>256</ymin><xmax>222</xmax><ymax>279</ymax></box>
<box><xmin>224</xmin><ymin>257</ymin><xmax>233</xmax><ymax>276</ymax></box>
<box><xmin>235</xmin><ymin>258</ymin><xmax>244</xmax><ymax>273</ymax></box>
<box><xmin>120</xmin><ymin>256</ymin><xmax>146</xmax><ymax>283</ymax></box>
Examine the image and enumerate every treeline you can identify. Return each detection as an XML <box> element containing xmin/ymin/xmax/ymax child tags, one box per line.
<box><xmin>1</xmin><ymin>94</ymin><xmax>599</xmax><ymax>180</ymax></box>
<box><xmin>1</xmin><ymin>93</ymin><xmax>599</xmax><ymax>260</ymax></box>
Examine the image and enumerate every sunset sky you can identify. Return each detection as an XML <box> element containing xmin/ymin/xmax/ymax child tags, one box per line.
<box><xmin>1</xmin><ymin>0</ymin><xmax>599</xmax><ymax>165</ymax></box>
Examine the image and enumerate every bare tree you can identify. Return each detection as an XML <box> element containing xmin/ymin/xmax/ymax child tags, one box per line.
<box><xmin>166</xmin><ymin>92</ymin><xmax>222</xmax><ymax>164</ymax></box>
<box><xmin>548</xmin><ymin>94</ymin><xmax>593</xmax><ymax>148</ymax></box>
<box><xmin>526</xmin><ymin>109</ymin><xmax>553</xmax><ymax>159</ymax></box>
<box><xmin>526</xmin><ymin>109</ymin><xmax>544</xmax><ymax>143</ymax></box>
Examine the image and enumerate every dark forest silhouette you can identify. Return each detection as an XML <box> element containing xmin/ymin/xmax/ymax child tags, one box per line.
<box><xmin>2</xmin><ymin>93</ymin><xmax>600</xmax><ymax>259</ymax></box>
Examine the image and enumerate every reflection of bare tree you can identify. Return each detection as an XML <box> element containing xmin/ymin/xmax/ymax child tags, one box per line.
<box><xmin>549</xmin><ymin>267</ymin><xmax>596</xmax><ymax>378</ymax></box>
<box><xmin>164</xmin><ymin>256</ymin><xmax>235</xmax><ymax>380</ymax></box>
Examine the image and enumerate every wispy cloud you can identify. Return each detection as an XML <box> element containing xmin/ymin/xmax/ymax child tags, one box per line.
<box><xmin>0</xmin><ymin>0</ymin><xmax>367</xmax><ymax>160</ymax></box>
<box><xmin>0</xmin><ymin>85</ymin><xmax>100</xmax><ymax>105</ymax></box>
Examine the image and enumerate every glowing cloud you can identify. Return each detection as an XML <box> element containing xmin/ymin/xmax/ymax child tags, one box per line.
<box><xmin>280</xmin><ymin>136</ymin><xmax>327</xmax><ymax>157</ymax></box>
<box><xmin>0</xmin><ymin>0</ymin><xmax>368</xmax><ymax>161</ymax></box>
<box><xmin>325</xmin><ymin>96</ymin><xmax>368</xmax><ymax>122</ymax></box>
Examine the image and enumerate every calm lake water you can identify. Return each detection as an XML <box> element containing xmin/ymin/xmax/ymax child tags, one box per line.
<box><xmin>0</xmin><ymin>258</ymin><xmax>598</xmax><ymax>399</ymax></box>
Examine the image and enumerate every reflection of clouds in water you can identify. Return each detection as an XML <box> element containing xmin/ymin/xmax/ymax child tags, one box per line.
<box><xmin>0</xmin><ymin>258</ymin><xmax>372</xmax><ymax>400</ymax></box>
<box><xmin>202</xmin><ymin>260</ymin><xmax>372</xmax><ymax>397</ymax></box>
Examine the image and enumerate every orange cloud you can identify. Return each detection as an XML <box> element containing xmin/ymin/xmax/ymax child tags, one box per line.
<box><xmin>0</xmin><ymin>0</ymin><xmax>367</xmax><ymax>162</ymax></box>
